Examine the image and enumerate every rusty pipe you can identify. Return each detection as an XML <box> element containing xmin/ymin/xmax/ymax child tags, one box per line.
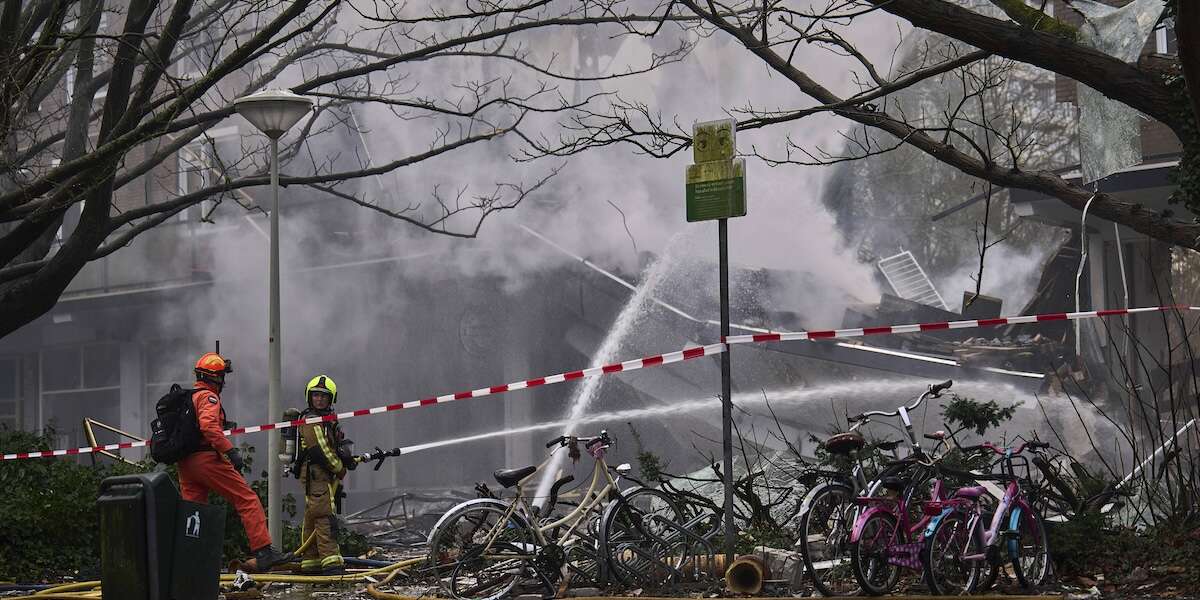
<box><xmin>725</xmin><ymin>554</ymin><xmax>769</xmax><ymax>594</ymax></box>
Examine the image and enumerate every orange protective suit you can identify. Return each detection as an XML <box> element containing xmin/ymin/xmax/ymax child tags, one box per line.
<box><xmin>177</xmin><ymin>381</ymin><xmax>271</xmax><ymax>551</ymax></box>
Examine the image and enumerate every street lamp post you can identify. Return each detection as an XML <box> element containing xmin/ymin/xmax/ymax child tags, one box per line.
<box><xmin>233</xmin><ymin>89</ymin><xmax>314</xmax><ymax>548</ymax></box>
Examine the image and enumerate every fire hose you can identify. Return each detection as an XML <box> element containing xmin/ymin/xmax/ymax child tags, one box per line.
<box><xmin>6</xmin><ymin>557</ymin><xmax>428</xmax><ymax>600</ymax></box>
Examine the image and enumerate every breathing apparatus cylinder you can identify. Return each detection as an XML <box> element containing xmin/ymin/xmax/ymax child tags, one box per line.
<box><xmin>280</xmin><ymin>408</ymin><xmax>301</xmax><ymax>476</ymax></box>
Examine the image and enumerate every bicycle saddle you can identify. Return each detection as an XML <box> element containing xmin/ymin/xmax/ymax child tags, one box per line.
<box><xmin>880</xmin><ymin>476</ymin><xmax>909</xmax><ymax>491</ymax></box>
<box><xmin>876</xmin><ymin>439</ymin><xmax>902</xmax><ymax>452</ymax></box>
<box><xmin>953</xmin><ymin>486</ymin><xmax>986</xmax><ymax>499</ymax></box>
<box><xmin>494</xmin><ymin>465</ymin><xmax>537</xmax><ymax>488</ymax></box>
<box><xmin>824</xmin><ymin>431</ymin><xmax>866</xmax><ymax>455</ymax></box>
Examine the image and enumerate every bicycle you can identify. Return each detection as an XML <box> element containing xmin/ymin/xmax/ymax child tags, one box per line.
<box><xmin>426</xmin><ymin>431</ymin><xmax>684</xmax><ymax>600</ymax></box>
<box><xmin>796</xmin><ymin>379</ymin><xmax>953</xmax><ymax>596</ymax></box>
<box><xmin>922</xmin><ymin>439</ymin><xmax>1052</xmax><ymax>595</ymax></box>
<box><xmin>846</xmin><ymin>427</ymin><xmax>961</xmax><ymax>596</ymax></box>
<box><xmin>1030</xmin><ymin>450</ymin><xmax>1126</xmax><ymax>524</ymax></box>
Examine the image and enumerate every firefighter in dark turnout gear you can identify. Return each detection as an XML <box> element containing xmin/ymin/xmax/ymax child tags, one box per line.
<box><xmin>296</xmin><ymin>375</ymin><xmax>352</xmax><ymax>574</ymax></box>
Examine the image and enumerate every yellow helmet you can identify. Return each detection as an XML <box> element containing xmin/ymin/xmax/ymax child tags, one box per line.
<box><xmin>305</xmin><ymin>374</ymin><xmax>338</xmax><ymax>406</ymax></box>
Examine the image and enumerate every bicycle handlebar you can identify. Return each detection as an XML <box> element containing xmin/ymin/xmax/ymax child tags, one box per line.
<box><xmin>961</xmin><ymin>440</ymin><xmax>1049</xmax><ymax>456</ymax></box>
<box><xmin>930</xmin><ymin>379</ymin><xmax>953</xmax><ymax>395</ymax></box>
<box><xmin>851</xmin><ymin>379</ymin><xmax>953</xmax><ymax>422</ymax></box>
<box><xmin>545</xmin><ymin>431</ymin><xmax>612</xmax><ymax>449</ymax></box>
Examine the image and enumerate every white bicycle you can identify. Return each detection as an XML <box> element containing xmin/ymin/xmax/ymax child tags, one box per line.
<box><xmin>426</xmin><ymin>431</ymin><xmax>686</xmax><ymax>600</ymax></box>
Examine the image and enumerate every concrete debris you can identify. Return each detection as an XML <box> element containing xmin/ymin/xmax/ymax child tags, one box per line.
<box><xmin>1063</xmin><ymin>585</ymin><xmax>1103</xmax><ymax>600</ymax></box>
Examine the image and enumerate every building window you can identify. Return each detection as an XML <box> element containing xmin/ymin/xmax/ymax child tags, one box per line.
<box><xmin>1156</xmin><ymin>19</ymin><xmax>1176</xmax><ymax>55</ymax></box>
<box><xmin>39</xmin><ymin>343</ymin><xmax>121</xmax><ymax>448</ymax></box>
<box><xmin>176</xmin><ymin>129</ymin><xmax>241</xmax><ymax>222</ymax></box>
<box><xmin>178</xmin><ymin>143</ymin><xmax>212</xmax><ymax>221</ymax></box>
<box><xmin>41</xmin><ymin>343</ymin><xmax>119</xmax><ymax>393</ymax></box>
<box><xmin>42</xmin><ymin>346</ymin><xmax>83</xmax><ymax>392</ymax></box>
<box><xmin>0</xmin><ymin>358</ymin><xmax>19</xmax><ymax>430</ymax></box>
<box><xmin>143</xmin><ymin>338</ymin><xmax>196</xmax><ymax>389</ymax></box>
<box><xmin>64</xmin><ymin>67</ymin><xmax>107</xmax><ymax>106</ymax></box>
<box><xmin>45</xmin><ymin>159</ymin><xmax>70</xmax><ymax>247</ymax></box>
<box><xmin>43</xmin><ymin>389</ymin><xmax>121</xmax><ymax>450</ymax></box>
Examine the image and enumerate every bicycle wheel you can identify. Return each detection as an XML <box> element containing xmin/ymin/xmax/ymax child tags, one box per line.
<box><xmin>428</xmin><ymin>502</ymin><xmax>539</xmax><ymax>600</ymax></box>
<box><xmin>1008</xmin><ymin>505</ymin><xmax>1050</xmax><ymax>589</ymax></box>
<box><xmin>798</xmin><ymin>484</ymin><xmax>860</xmax><ymax>596</ymax></box>
<box><xmin>600</xmin><ymin>486</ymin><xmax>687</xmax><ymax>588</ymax></box>
<box><xmin>850</xmin><ymin>511</ymin><xmax>900</xmax><ymax>596</ymax></box>
<box><xmin>923</xmin><ymin>510</ymin><xmax>982</xmax><ymax>595</ymax></box>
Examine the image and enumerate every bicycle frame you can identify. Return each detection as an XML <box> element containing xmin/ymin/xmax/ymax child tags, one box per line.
<box><xmin>799</xmin><ymin>384</ymin><xmax>940</xmax><ymax>516</ymax></box>
<box><xmin>960</xmin><ymin>478</ymin><xmax>1036</xmax><ymax>560</ymax></box>
<box><xmin>796</xmin><ymin>453</ymin><xmax>884</xmax><ymax>518</ymax></box>
<box><xmin>466</xmin><ymin>440</ymin><xmax>622</xmax><ymax>560</ymax></box>
<box><xmin>935</xmin><ymin>441</ymin><xmax>1044</xmax><ymax>563</ymax></box>
<box><xmin>527</xmin><ymin>445</ymin><xmax>620</xmax><ymax>542</ymax></box>
<box><xmin>808</xmin><ymin>383</ymin><xmax>952</xmax><ymax>573</ymax></box>
<box><xmin>845</xmin><ymin>384</ymin><xmax>952</xmax><ymax>533</ymax></box>
<box><xmin>849</xmin><ymin>472</ymin><xmax>948</xmax><ymax>569</ymax></box>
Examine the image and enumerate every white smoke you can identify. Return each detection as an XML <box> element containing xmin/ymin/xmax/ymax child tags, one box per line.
<box><xmin>938</xmin><ymin>237</ymin><xmax>1063</xmax><ymax>315</ymax></box>
<box><xmin>160</xmin><ymin>4</ymin><xmax>948</xmax><ymax>496</ymax></box>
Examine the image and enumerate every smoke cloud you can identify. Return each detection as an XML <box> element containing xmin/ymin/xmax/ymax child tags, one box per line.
<box><xmin>937</xmin><ymin>235</ymin><xmax>1065</xmax><ymax>315</ymax></box>
<box><xmin>156</xmin><ymin>5</ymin><xmax>1069</xmax><ymax>498</ymax></box>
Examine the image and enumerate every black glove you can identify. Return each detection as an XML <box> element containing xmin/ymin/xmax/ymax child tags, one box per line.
<box><xmin>225</xmin><ymin>448</ymin><xmax>245</xmax><ymax>472</ymax></box>
<box><xmin>337</xmin><ymin>440</ymin><xmax>356</xmax><ymax>470</ymax></box>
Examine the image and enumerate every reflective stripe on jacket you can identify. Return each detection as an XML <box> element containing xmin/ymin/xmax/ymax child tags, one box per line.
<box><xmin>299</xmin><ymin>420</ymin><xmax>343</xmax><ymax>476</ymax></box>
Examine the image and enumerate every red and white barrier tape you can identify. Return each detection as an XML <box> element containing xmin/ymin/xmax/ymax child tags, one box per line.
<box><xmin>723</xmin><ymin>305</ymin><xmax>1193</xmax><ymax>345</ymax></box>
<box><xmin>1</xmin><ymin>343</ymin><xmax>727</xmax><ymax>461</ymax></box>
<box><xmin>3</xmin><ymin>304</ymin><xmax>1195</xmax><ymax>462</ymax></box>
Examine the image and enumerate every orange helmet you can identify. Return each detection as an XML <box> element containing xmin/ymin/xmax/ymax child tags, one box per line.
<box><xmin>195</xmin><ymin>352</ymin><xmax>233</xmax><ymax>380</ymax></box>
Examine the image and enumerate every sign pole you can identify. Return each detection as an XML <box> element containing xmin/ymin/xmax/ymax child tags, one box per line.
<box><xmin>718</xmin><ymin>217</ymin><xmax>735</xmax><ymax>566</ymax></box>
<box><xmin>684</xmin><ymin>117</ymin><xmax>745</xmax><ymax>568</ymax></box>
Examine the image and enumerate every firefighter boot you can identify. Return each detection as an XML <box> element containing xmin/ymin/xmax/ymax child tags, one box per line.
<box><xmin>251</xmin><ymin>545</ymin><xmax>292</xmax><ymax>572</ymax></box>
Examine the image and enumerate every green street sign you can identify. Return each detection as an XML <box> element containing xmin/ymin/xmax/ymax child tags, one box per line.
<box><xmin>686</xmin><ymin>158</ymin><xmax>746</xmax><ymax>222</ymax></box>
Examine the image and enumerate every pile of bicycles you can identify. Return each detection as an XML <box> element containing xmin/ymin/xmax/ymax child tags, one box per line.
<box><xmin>794</xmin><ymin>379</ymin><xmax>1053</xmax><ymax>596</ymax></box>
<box><xmin>423</xmin><ymin>380</ymin><xmax>1055</xmax><ymax>600</ymax></box>
<box><xmin>425</xmin><ymin>430</ymin><xmax>708</xmax><ymax>600</ymax></box>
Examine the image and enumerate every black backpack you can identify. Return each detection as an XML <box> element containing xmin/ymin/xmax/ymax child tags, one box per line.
<box><xmin>149</xmin><ymin>384</ymin><xmax>203</xmax><ymax>464</ymax></box>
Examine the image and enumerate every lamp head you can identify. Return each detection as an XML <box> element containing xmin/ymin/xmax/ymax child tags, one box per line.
<box><xmin>232</xmin><ymin>89</ymin><xmax>313</xmax><ymax>139</ymax></box>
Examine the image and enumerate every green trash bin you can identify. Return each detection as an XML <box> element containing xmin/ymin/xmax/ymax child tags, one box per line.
<box><xmin>170</xmin><ymin>500</ymin><xmax>225</xmax><ymax>600</ymax></box>
<box><xmin>98</xmin><ymin>472</ymin><xmax>178</xmax><ymax>600</ymax></box>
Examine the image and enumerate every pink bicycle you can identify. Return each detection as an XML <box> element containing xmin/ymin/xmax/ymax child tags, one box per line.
<box><xmin>847</xmin><ymin>430</ymin><xmax>955</xmax><ymax>596</ymax></box>
<box><xmin>921</xmin><ymin>440</ymin><xmax>1052</xmax><ymax>595</ymax></box>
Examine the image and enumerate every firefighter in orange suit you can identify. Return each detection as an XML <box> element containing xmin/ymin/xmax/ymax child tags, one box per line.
<box><xmin>177</xmin><ymin>352</ymin><xmax>289</xmax><ymax>571</ymax></box>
